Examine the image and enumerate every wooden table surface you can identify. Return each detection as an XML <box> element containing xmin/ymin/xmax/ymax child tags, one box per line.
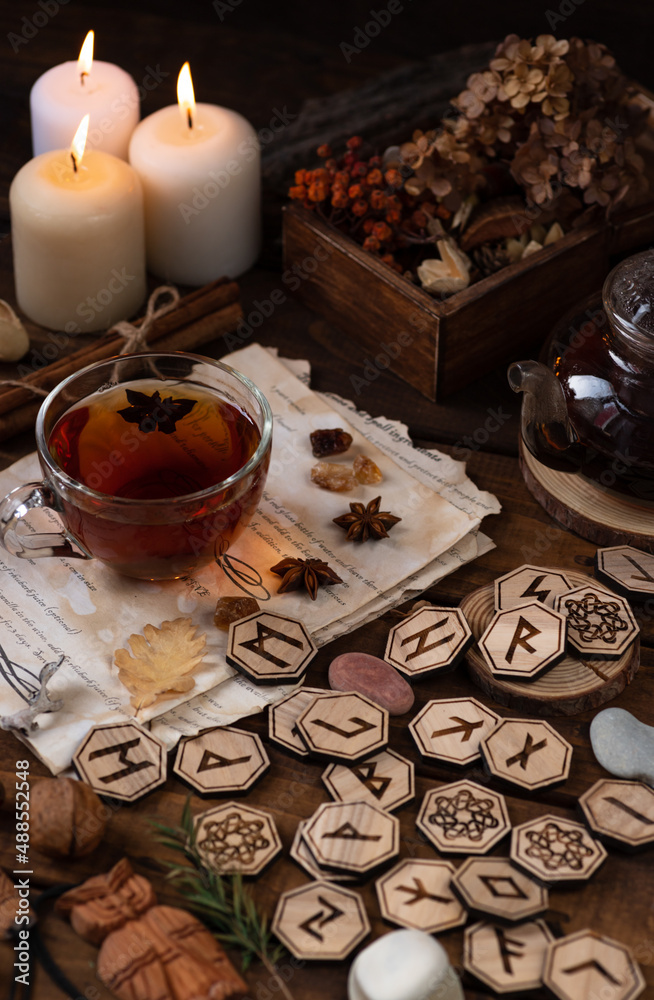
<box><xmin>2</xmin><ymin>4</ymin><xmax>654</xmax><ymax>999</ymax></box>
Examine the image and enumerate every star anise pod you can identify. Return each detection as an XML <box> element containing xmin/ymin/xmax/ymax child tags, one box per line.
<box><xmin>118</xmin><ymin>389</ymin><xmax>196</xmax><ymax>434</ymax></box>
<box><xmin>333</xmin><ymin>496</ymin><xmax>402</xmax><ymax>542</ymax></box>
<box><xmin>269</xmin><ymin>557</ymin><xmax>343</xmax><ymax>600</ymax></box>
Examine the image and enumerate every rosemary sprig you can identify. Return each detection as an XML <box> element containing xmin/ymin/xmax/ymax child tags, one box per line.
<box><xmin>152</xmin><ymin>798</ymin><xmax>295</xmax><ymax>1000</ymax></box>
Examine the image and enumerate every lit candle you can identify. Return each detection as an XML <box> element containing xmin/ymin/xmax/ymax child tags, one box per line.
<box><xmin>10</xmin><ymin>115</ymin><xmax>146</xmax><ymax>333</ymax></box>
<box><xmin>30</xmin><ymin>31</ymin><xmax>140</xmax><ymax>160</ymax></box>
<box><xmin>128</xmin><ymin>62</ymin><xmax>260</xmax><ymax>285</ymax></box>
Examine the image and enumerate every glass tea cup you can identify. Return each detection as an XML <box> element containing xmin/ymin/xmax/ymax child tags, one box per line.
<box><xmin>0</xmin><ymin>352</ymin><xmax>272</xmax><ymax>580</ymax></box>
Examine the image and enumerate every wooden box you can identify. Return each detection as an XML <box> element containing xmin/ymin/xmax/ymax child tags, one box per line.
<box><xmin>283</xmin><ymin>202</ymin><xmax>637</xmax><ymax>401</ymax></box>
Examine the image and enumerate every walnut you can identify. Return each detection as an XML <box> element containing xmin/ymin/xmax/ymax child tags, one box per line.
<box><xmin>31</xmin><ymin>777</ymin><xmax>108</xmax><ymax>858</ymax></box>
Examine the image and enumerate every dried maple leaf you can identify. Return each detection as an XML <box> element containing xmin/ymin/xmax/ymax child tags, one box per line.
<box><xmin>114</xmin><ymin>617</ymin><xmax>207</xmax><ymax>711</ymax></box>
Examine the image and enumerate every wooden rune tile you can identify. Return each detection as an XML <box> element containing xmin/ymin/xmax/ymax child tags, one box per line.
<box><xmin>578</xmin><ymin>778</ymin><xmax>654</xmax><ymax>850</ymax></box>
<box><xmin>227</xmin><ymin>610</ymin><xmax>317</xmax><ymax>683</ymax></box>
<box><xmin>409</xmin><ymin>696</ymin><xmax>500</xmax><ymax>766</ymax></box>
<box><xmin>194</xmin><ymin>801</ymin><xmax>282</xmax><ymax>876</ymax></box>
<box><xmin>295</xmin><ymin>691</ymin><xmax>389</xmax><ymax>763</ymax></box>
<box><xmin>272</xmin><ymin>880</ymin><xmax>370</xmax><ymax>961</ymax></box>
<box><xmin>375</xmin><ymin>858</ymin><xmax>467</xmax><ymax>934</ymax></box>
<box><xmin>495</xmin><ymin>564</ymin><xmax>573</xmax><ymax>611</ymax></box>
<box><xmin>543</xmin><ymin>929</ymin><xmax>645</xmax><ymax>1000</ymax></box>
<box><xmin>478</xmin><ymin>600</ymin><xmax>566</xmax><ymax>681</ymax></box>
<box><xmin>480</xmin><ymin>718</ymin><xmax>572</xmax><ymax>791</ymax></box>
<box><xmin>464</xmin><ymin>919</ymin><xmax>554</xmax><ymax>993</ymax></box>
<box><xmin>303</xmin><ymin>800</ymin><xmax>399</xmax><ymax>874</ymax></box>
<box><xmin>511</xmin><ymin>814</ymin><xmax>607</xmax><ymax>884</ymax></box>
<box><xmin>73</xmin><ymin>721</ymin><xmax>167</xmax><ymax>802</ymax></box>
<box><xmin>555</xmin><ymin>585</ymin><xmax>639</xmax><ymax>660</ymax></box>
<box><xmin>289</xmin><ymin>820</ymin><xmax>358</xmax><ymax>884</ymax></box>
<box><xmin>173</xmin><ymin>726</ymin><xmax>269</xmax><ymax>795</ymax></box>
<box><xmin>321</xmin><ymin>748</ymin><xmax>414</xmax><ymax>812</ymax></box>
<box><xmin>268</xmin><ymin>687</ymin><xmax>325</xmax><ymax>758</ymax></box>
<box><xmin>385</xmin><ymin>606</ymin><xmax>473</xmax><ymax>679</ymax></box>
<box><xmin>416</xmin><ymin>779</ymin><xmax>511</xmax><ymax>855</ymax></box>
<box><xmin>595</xmin><ymin>545</ymin><xmax>654</xmax><ymax>600</ymax></box>
<box><xmin>452</xmin><ymin>856</ymin><xmax>549</xmax><ymax>922</ymax></box>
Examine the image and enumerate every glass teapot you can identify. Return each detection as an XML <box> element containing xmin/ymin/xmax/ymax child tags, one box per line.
<box><xmin>509</xmin><ymin>250</ymin><xmax>654</xmax><ymax>503</ymax></box>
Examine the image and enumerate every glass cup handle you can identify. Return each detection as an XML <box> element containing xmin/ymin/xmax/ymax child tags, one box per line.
<box><xmin>0</xmin><ymin>482</ymin><xmax>91</xmax><ymax>560</ymax></box>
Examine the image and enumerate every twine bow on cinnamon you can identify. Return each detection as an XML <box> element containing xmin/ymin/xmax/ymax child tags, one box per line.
<box><xmin>110</xmin><ymin>285</ymin><xmax>181</xmax><ymax>355</ymax></box>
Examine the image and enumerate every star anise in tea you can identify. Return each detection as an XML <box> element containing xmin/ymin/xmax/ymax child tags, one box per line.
<box><xmin>333</xmin><ymin>495</ymin><xmax>402</xmax><ymax>542</ymax></box>
<box><xmin>270</xmin><ymin>557</ymin><xmax>343</xmax><ymax>600</ymax></box>
<box><xmin>118</xmin><ymin>389</ymin><xmax>196</xmax><ymax>434</ymax></box>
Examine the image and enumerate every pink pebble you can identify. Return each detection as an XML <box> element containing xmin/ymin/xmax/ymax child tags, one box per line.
<box><xmin>328</xmin><ymin>652</ymin><xmax>415</xmax><ymax>716</ymax></box>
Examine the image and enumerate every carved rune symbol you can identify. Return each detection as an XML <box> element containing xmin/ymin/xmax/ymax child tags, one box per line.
<box><xmin>299</xmin><ymin>896</ymin><xmax>344</xmax><ymax>941</ymax></box>
<box><xmin>562</xmin><ymin>959</ymin><xmax>621</xmax><ymax>985</ymax></box>
<box><xmin>311</xmin><ymin>717</ymin><xmax>375</xmax><ymax>739</ymax></box>
<box><xmin>400</xmin><ymin>619</ymin><xmax>455</xmax><ymax>660</ymax></box>
<box><xmin>623</xmin><ymin>553</ymin><xmax>654</xmax><ymax>583</ymax></box>
<box><xmin>494</xmin><ymin>926</ymin><xmax>526</xmax><ymax>975</ymax></box>
<box><xmin>428</xmin><ymin>788</ymin><xmax>500</xmax><ymax>842</ymax></box>
<box><xmin>239</xmin><ymin>622</ymin><xmax>303</xmax><ymax>668</ymax></box>
<box><xmin>564</xmin><ymin>592</ymin><xmax>629</xmax><ymax>645</ymax></box>
<box><xmin>505</xmin><ymin>616</ymin><xmax>541</xmax><ymax>663</ymax></box>
<box><xmin>505</xmin><ymin>732</ymin><xmax>548</xmax><ymax>770</ymax></box>
<box><xmin>88</xmin><ymin>737</ymin><xmax>154</xmax><ymax>784</ymax></box>
<box><xmin>351</xmin><ymin>761</ymin><xmax>392</xmax><ymax>800</ymax></box>
<box><xmin>519</xmin><ymin>574</ymin><xmax>553</xmax><ymax>603</ymax></box>
<box><xmin>322</xmin><ymin>822</ymin><xmax>381</xmax><ymax>842</ymax></box>
<box><xmin>603</xmin><ymin>796</ymin><xmax>654</xmax><ymax>825</ymax></box>
<box><xmin>479</xmin><ymin>875</ymin><xmax>528</xmax><ymax>900</ymax></box>
<box><xmin>396</xmin><ymin>877</ymin><xmax>453</xmax><ymax>906</ymax></box>
<box><xmin>197</xmin><ymin>749</ymin><xmax>252</xmax><ymax>772</ymax></box>
<box><xmin>197</xmin><ymin>811</ymin><xmax>270</xmax><ymax>867</ymax></box>
<box><xmin>431</xmin><ymin>716</ymin><xmax>484</xmax><ymax>742</ymax></box>
<box><xmin>525</xmin><ymin>822</ymin><xmax>593</xmax><ymax>872</ymax></box>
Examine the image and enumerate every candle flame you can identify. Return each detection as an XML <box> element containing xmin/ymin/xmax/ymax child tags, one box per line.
<box><xmin>78</xmin><ymin>30</ymin><xmax>94</xmax><ymax>84</ymax></box>
<box><xmin>177</xmin><ymin>62</ymin><xmax>195</xmax><ymax>129</ymax></box>
<box><xmin>70</xmin><ymin>114</ymin><xmax>90</xmax><ymax>172</ymax></box>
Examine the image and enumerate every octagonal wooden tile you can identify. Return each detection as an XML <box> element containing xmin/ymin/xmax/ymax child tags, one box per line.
<box><xmin>409</xmin><ymin>697</ymin><xmax>500</xmax><ymax>766</ymax></box>
<box><xmin>194</xmin><ymin>801</ymin><xmax>282</xmax><ymax>876</ymax></box>
<box><xmin>478</xmin><ymin>601</ymin><xmax>566</xmax><ymax>681</ymax></box>
<box><xmin>416</xmin><ymin>779</ymin><xmax>511</xmax><ymax>855</ymax></box>
<box><xmin>578</xmin><ymin>778</ymin><xmax>654</xmax><ymax>851</ymax></box>
<box><xmin>295</xmin><ymin>691</ymin><xmax>389</xmax><ymax>763</ymax></box>
<box><xmin>173</xmin><ymin>726</ymin><xmax>269</xmax><ymax>795</ymax></box>
<box><xmin>511</xmin><ymin>814</ymin><xmax>607</xmax><ymax>884</ymax></box>
<box><xmin>227</xmin><ymin>610</ymin><xmax>317</xmax><ymax>683</ymax></box>
<box><xmin>555</xmin><ymin>586</ymin><xmax>639</xmax><ymax>660</ymax></box>
<box><xmin>464</xmin><ymin>919</ymin><xmax>554</xmax><ymax>993</ymax></box>
<box><xmin>272</xmin><ymin>881</ymin><xmax>370</xmax><ymax>961</ymax></box>
<box><xmin>289</xmin><ymin>820</ymin><xmax>357</xmax><ymax>884</ymax></box>
<box><xmin>322</xmin><ymin>748</ymin><xmax>414</xmax><ymax>812</ymax></box>
<box><xmin>268</xmin><ymin>686</ymin><xmax>325</xmax><ymax>758</ymax></box>
<box><xmin>495</xmin><ymin>564</ymin><xmax>573</xmax><ymax>611</ymax></box>
<box><xmin>73</xmin><ymin>721</ymin><xmax>167</xmax><ymax>802</ymax></box>
<box><xmin>595</xmin><ymin>545</ymin><xmax>654</xmax><ymax>600</ymax></box>
<box><xmin>384</xmin><ymin>606</ymin><xmax>473</xmax><ymax>679</ymax></box>
<box><xmin>543</xmin><ymin>929</ymin><xmax>645</xmax><ymax>1000</ymax></box>
<box><xmin>480</xmin><ymin>718</ymin><xmax>572</xmax><ymax>791</ymax></box>
<box><xmin>304</xmin><ymin>800</ymin><xmax>399</xmax><ymax>874</ymax></box>
<box><xmin>375</xmin><ymin>858</ymin><xmax>466</xmax><ymax>933</ymax></box>
<box><xmin>452</xmin><ymin>856</ymin><xmax>548</xmax><ymax>922</ymax></box>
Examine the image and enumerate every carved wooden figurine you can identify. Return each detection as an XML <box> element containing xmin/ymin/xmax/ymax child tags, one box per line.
<box><xmin>56</xmin><ymin>858</ymin><xmax>248</xmax><ymax>1000</ymax></box>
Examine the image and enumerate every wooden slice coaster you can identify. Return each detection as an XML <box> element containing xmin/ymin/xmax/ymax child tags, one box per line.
<box><xmin>464</xmin><ymin>919</ymin><xmax>554</xmax><ymax>994</ymax></box>
<box><xmin>461</xmin><ymin>569</ymin><xmax>640</xmax><ymax>717</ymax></box>
<box><xmin>452</xmin><ymin>856</ymin><xmax>548</xmax><ymax>922</ymax></box>
<box><xmin>543</xmin><ymin>929</ymin><xmax>645</xmax><ymax>1000</ymax></box>
<box><xmin>322</xmin><ymin>749</ymin><xmax>415</xmax><ymax>812</ymax></box>
<box><xmin>272</xmin><ymin>881</ymin><xmax>370</xmax><ymax>961</ymax></box>
<box><xmin>73</xmin><ymin>721</ymin><xmax>167</xmax><ymax>803</ymax></box>
<box><xmin>519</xmin><ymin>437</ymin><xmax>654</xmax><ymax>553</ymax></box>
<box><xmin>375</xmin><ymin>858</ymin><xmax>467</xmax><ymax>934</ymax></box>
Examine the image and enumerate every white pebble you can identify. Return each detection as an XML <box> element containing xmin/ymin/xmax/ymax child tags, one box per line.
<box><xmin>348</xmin><ymin>929</ymin><xmax>464</xmax><ymax>1000</ymax></box>
<box><xmin>590</xmin><ymin>707</ymin><xmax>654</xmax><ymax>785</ymax></box>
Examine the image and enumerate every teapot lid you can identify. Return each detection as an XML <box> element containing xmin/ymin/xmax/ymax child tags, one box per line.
<box><xmin>603</xmin><ymin>250</ymin><xmax>654</xmax><ymax>350</ymax></box>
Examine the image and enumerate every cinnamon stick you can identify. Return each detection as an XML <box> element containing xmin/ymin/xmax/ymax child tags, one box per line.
<box><xmin>0</xmin><ymin>278</ymin><xmax>241</xmax><ymax>418</ymax></box>
<box><xmin>0</xmin><ymin>290</ymin><xmax>243</xmax><ymax>443</ymax></box>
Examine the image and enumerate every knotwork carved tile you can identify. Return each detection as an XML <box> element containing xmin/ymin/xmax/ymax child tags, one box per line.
<box><xmin>194</xmin><ymin>801</ymin><xmax>282</xmax><ymax>876</ymax></box>
<box><xmin>511</xmin><ymin>814</ymin><xmax>607</xmax><ymax>884</ymax></box>
<box><xmin>554</xmin><ymin>585</ymin><xmax>639</xmax><ymax>659</ymax></box>
<box><xmin>416</xmin><ymin>779</ymin><xmax>511</xmax><ymax>855</ymax></box>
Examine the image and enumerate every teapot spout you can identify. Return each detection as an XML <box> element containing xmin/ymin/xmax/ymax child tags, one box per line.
<box><xmin>508</xmin><ymin>360</ymin><xmax>585</xmax><ymax>471</ymax></box>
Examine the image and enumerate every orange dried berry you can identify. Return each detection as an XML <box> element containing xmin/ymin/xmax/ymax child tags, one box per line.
<box><xmin>352</xmin><ymin>199</ymin><xmax>368</xmax><ymax>217</ymax></box>
<box><xmin>325</xmin><ymin>158</ymin><xmax>337</xmax><ymax>170</ymax></box>
<box><xmin>384</xmin><ymin>168</ymin><xmax>403</xmax><ymax>188</ymax></box>
<box><xmin>312</xmin><ymin>168</ymin><xmax>331</xmax><ymax>183</ymax></box>
<box><xmin>331</xmin><ymin>190</ymin><xmax>349</xmax><ymax>208</ymax></box>
<box><xmin>289</xmin><ymin>184</ymin><xmax>307</xmax><ymax>200</ymax></box>
<box><xmin>370</xmin><ymin>190</ymin><xmax>388</xmax><ymax>211</ymax></box>
<box><xmin>352</xmin><ymin>162</ymin><xmax>368</xmax><ymax>177</ymax></box>
<box><xmin>366</xmin><ymin>168</ymin><xmax>383</xmax><ymax>186</ymax></box>
<box><xmin>346</xmin><ymin>136</ymin><xmax>363</xmax><ymax>150</ymax></box>
<box><xmin>294</xmin><ymin>169</ymin><xmax>307</xmax><ymax>185</ymax></box>
<box><xmin>436</xmin><ymin>204</ymin><xmax>452</xmax><ymax>219</ymax></box>
<box><xmin>385</xmin><ymin>208</ymin><xmax>402</xmax><ymax>224</ymax></box>
<box><xmin>308</xmin><ymin>181</ymin><xmax>330</xmax><ymax>202</ymax></box>
<box><xmin>363</xmin><ymin>236</ymin><xmax>381</xmax><ymax>251</ymax></box>
<box><xmin>386</xmin><ymin>194</ymin><xmax>402</xmax><ymax>210</ymax></box>
<box><xmin>317</xmin><ymin>144</ymin><xmax>332</xmax><ymax>158</ymax></box>
<box><xmin>348</xmin><ymin>183</ymin><xmax>364</xmax><ymax>200</ymax></box>
<box><xmin>362</xmin><ymin>218</ymin><xmax>376</xmax><ymax>234</ymax></box>
<box><xmin>372</xmin><ymin>221</ymin><xmax>392</xmax><ymax>241</ymax></box>
<box><xmin>334</xmin><ymin>170</ymin><xmax>350</xmax><ymax>187</ymax></box>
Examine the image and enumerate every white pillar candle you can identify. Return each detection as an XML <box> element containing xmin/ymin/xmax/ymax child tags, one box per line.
<box><xmin>128</xmin><ymin>63</ymin><xmax>260</xmax><ymax>286</ymax></box>
<box><xmin>10</xmin><ymin>116</ymin><xmax>146</xmax><ymax>333</ymax></box>
<box><xmin>30</xmin><ymin>31</ymin><xmax>139</xmax><ymax>161</ymax></box>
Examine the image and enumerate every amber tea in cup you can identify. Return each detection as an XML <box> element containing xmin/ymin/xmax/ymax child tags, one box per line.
<box><xmin>0</xmin><ymin>353</ymin><xmax>272</xmax><ymax>580</ymax></box>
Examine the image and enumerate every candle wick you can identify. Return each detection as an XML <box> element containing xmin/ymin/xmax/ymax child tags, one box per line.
<box><xmin>80</xmin><ymin>71</ymin><xmax>88</xmax><ymax>86</ymax></box>
<box><xmin>186</xmin><ymin>108</ymin><xmax>193</xmax><ymax>130</ymax></box>
<box><xmin>71</xmin><ymin>152</ymin><xmax>78</xmax><ymax>173</ymax></box>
